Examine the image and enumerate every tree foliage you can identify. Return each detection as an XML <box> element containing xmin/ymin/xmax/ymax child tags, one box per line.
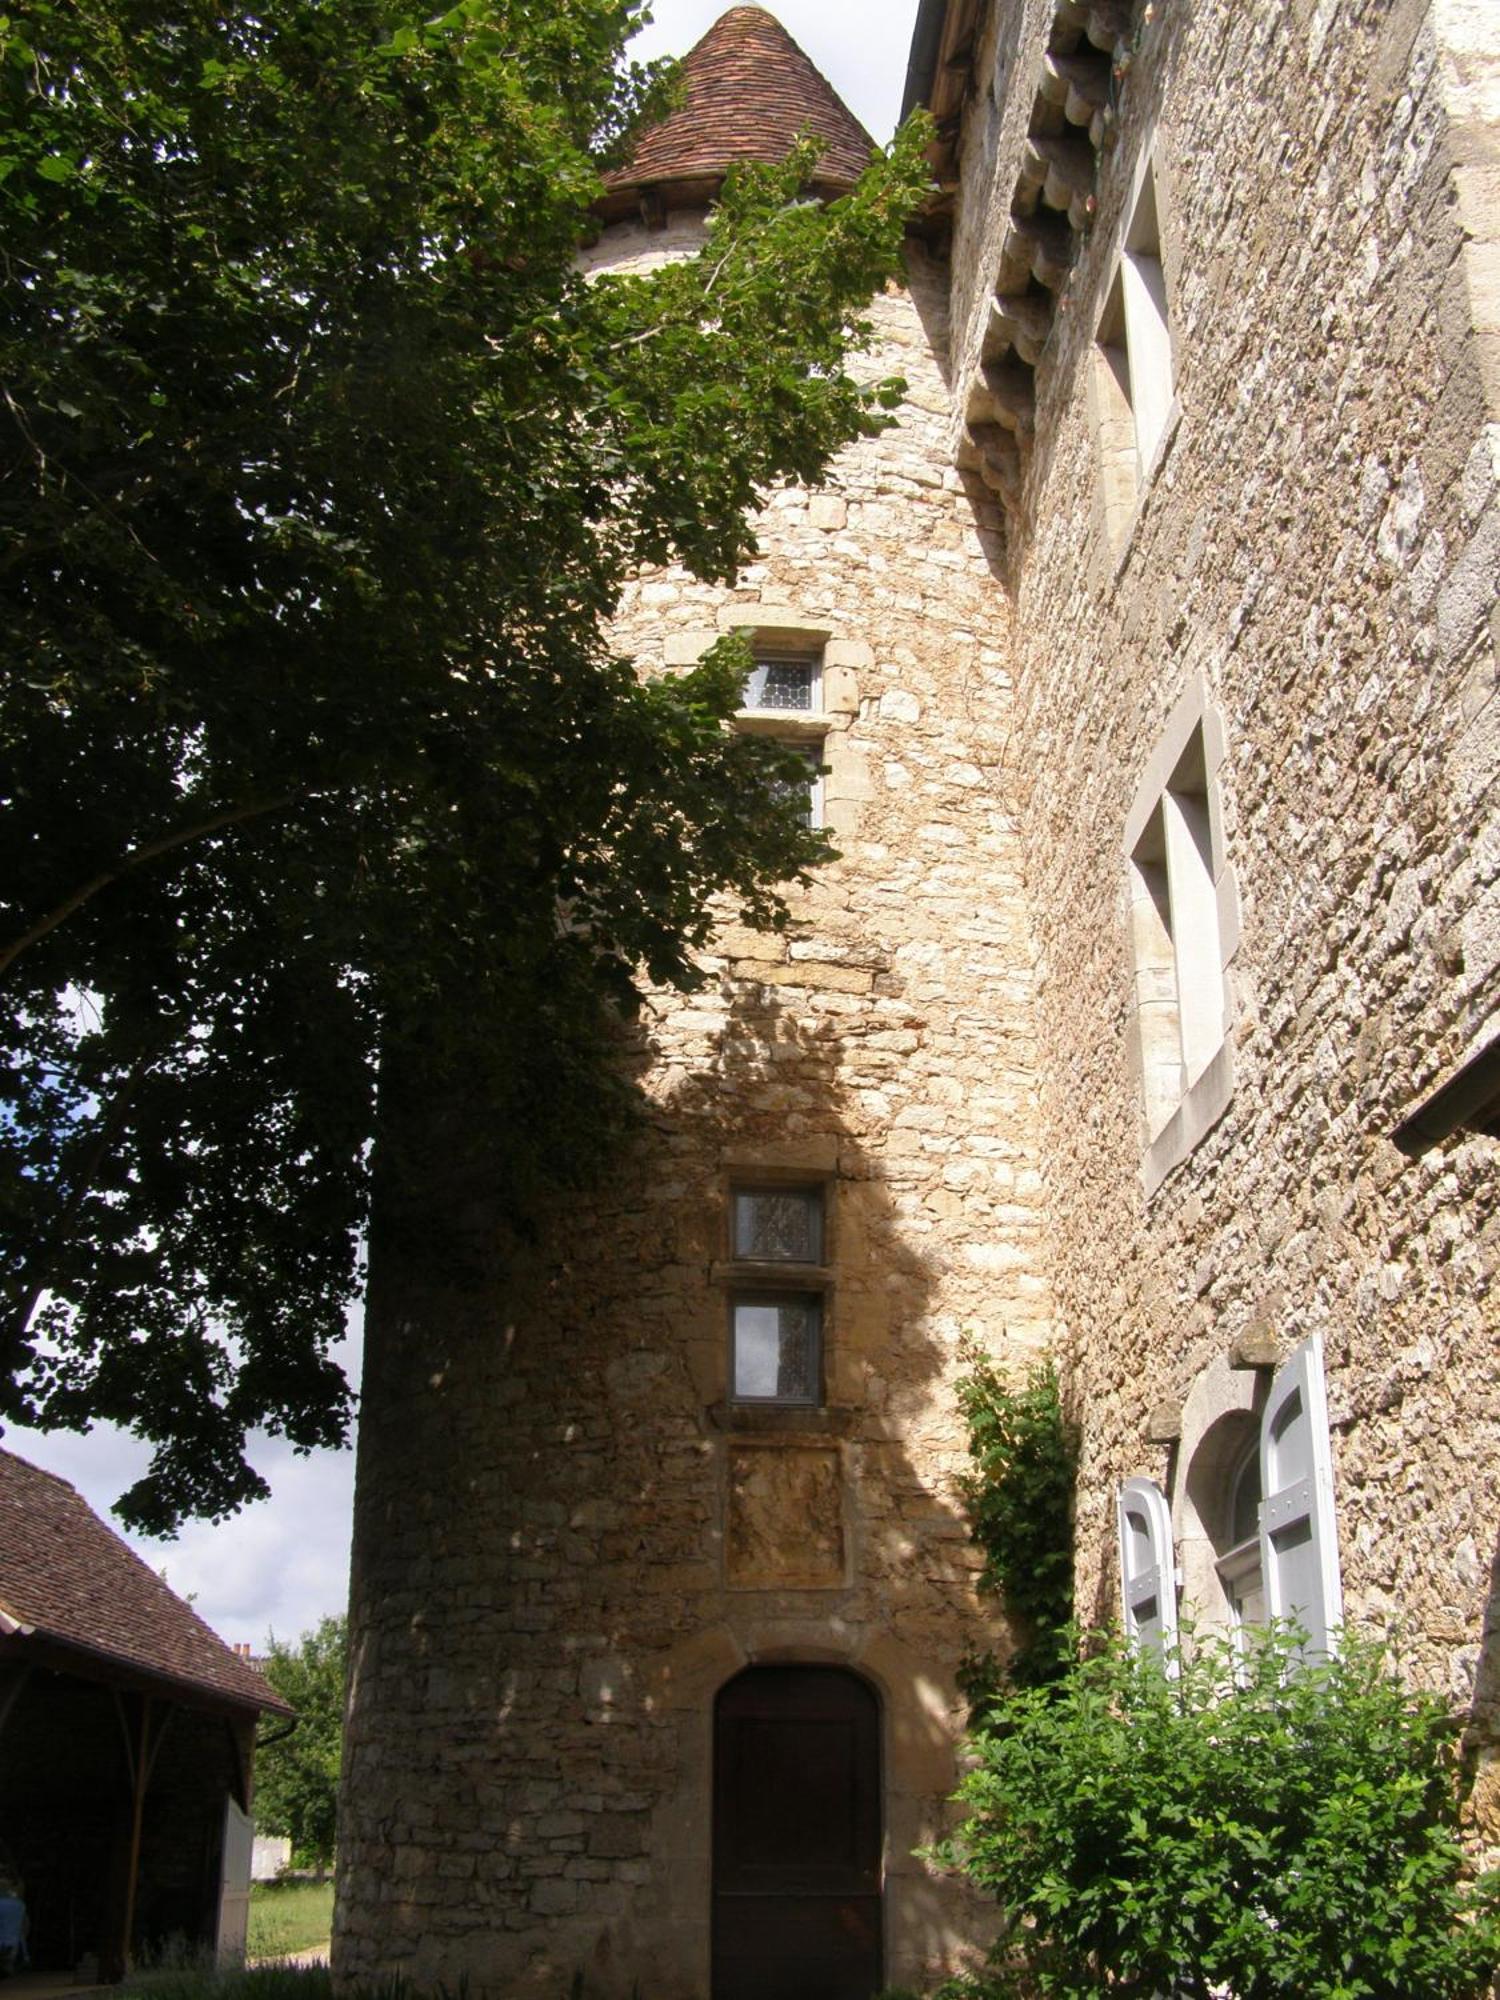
<box><xmin>0</xmin><ymin>0</ymin><xmax>932</xmax><ymax>1529</ymax></box>
<box><xmin>936</xmin><ymin>1625</ymin><xmax>1500</xmax><ymax>2000</ymax></box>
<box><xmin>255</xmin><ymin>1616</ymin><xmax>346</xmax><ymax>1873</ymax></box>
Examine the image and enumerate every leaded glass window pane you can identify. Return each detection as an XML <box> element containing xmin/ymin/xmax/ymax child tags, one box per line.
<box><xmin>733</xmin><ymin>1188</ymin><xmax>823</xmax><ymax>1264</ymax></box>
<box><xmin>743</xmin><ymin>657</ymin><xmax>818</xmax><ymax>711</ymax></box>
<box><xmin>772</xmin><ymin>744</ymin><xmax>821</xmax><ymax>830</ymax></box>
<box><xmin>731</xmin><ymin>1295</ymin><xmax>821</xmax><ymax>1404</ymax></box>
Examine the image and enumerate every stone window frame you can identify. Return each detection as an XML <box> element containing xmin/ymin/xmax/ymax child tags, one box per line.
<box><xmin>714</xmin><ymin>1168</ymin><xmax>835</xmax><ymax>1417</ymax></box>
<box><xmin>1090</xmin><ymin>139</ymin><xmax>1183</xmax><ymax>565</ymax></box>
<box><xmin>1156</xmin><ymin>1334</ymin><xmax>1344</xmax><ymax>1665</ymax></box>
<box><xmin>661</xmin><ymin>611</ymin><xmax>868</xmax><ymax>839</ymax></box>
<box><xmin>1122</xmin><ymin>674</ymin><xmax>1239</xmax><ymax>1197</ymax></box>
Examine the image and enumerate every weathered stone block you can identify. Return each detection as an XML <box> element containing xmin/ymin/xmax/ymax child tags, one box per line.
<box><xmin>726</xmin><ymin>1445</ymin><xmax>845</xmax><ymax>1588</ymax></box>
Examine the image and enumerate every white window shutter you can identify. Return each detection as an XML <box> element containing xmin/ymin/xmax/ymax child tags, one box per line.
<box><xmin>1258</xmin><ymin>1330</ymin><xmax>1343</xmax><ymax>1656</ymax></box>
<box><xmin>1117</xmin><ymin>1476</ymin><xmax>1178</xmax><ymax>1666</ymax></box>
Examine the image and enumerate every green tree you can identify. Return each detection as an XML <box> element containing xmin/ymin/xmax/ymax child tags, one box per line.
<box><xmin>936</xmin><ymin>1626</ymin><xmax>1500</xmax><ymax>2000</ymax></box>
<box><xmin>256</xmin><ymin>1616</ymin><xmax>347</xmax><ymax>1874</ymax></box>
<box><xmin>0</xmin><ymin>0</ymin><xmax>931</xmax><ymax>1530</ymax></box>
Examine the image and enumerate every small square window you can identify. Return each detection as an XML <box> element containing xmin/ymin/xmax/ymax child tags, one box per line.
<box><xmin>743</xmin><ymin>655</ymin><xmax>820</xmax><ymax>713</ymax></box>
<box><xmin>733</xmin><ymin>1187</ymin><xmax>824</xmax><ymax>1264</ymax></box>
<box><xmin>730</xmin><ymin>1294</ymin><xmax>822</xmax><ymax>1405</ymax></box>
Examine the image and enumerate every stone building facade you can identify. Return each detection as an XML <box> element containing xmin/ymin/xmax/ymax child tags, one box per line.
<box><xmin>336</xmin><ymin>2</ymin><xmax>1500</xmax><ymax>1995</ymax></box>
<box><xmin>919</xmin><ymin>0</ymin><xmax>1499</xmax><ymax>1768</ymax></box>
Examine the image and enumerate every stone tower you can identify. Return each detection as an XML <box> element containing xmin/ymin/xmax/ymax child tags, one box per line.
<box><xmin>336</xmin><ymin>11</ymin><xmax>1054</xmax><ymax>1997</ymax></box>
<box><xmin>338</xmin><ymin>0</ymin><xmax>1500</xmax><ymax>1991</ymax></box>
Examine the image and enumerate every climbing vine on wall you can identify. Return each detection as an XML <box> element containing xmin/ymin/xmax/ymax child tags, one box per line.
<box><xmin>955</xmin><ymin>1347</ymin><xmax>1077</xmax><ymax>1694</ymax></box>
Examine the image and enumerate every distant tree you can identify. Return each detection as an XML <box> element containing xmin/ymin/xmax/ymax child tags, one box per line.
<box><xmin>255</xmin><ymin>1616</ymin><xmax>347</xmax><ymax>1875</ymax></box>
<box><xmin>0</xmin><ymin>0</ymin><xmax>931</xmax><ymax>1531</ymax></box>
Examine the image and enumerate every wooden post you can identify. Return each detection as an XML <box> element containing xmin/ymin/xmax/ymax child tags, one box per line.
<box><xmin>106</xmin><ymin>1694</ymin><xmax>155</xmax><ymax>1983</ymax></box>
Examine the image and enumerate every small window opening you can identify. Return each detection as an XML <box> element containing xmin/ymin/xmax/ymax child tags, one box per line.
<box><xmin>727</xmin><ymin>1182</ymin><xmax>829</xmax><ymax>1409</ymax></box>
<box><xmin>744</xmin><ymin>654</ymin><xmax>821</xmax><ymax>714</ymax></box>
<box><xmin>771</xmin><ymin>743</ymin><xmax>824</xmax><ymax>831</ymax></box>
<box><xmin>733</xmin><ymin>1187</ymin><xmax>824</xmax><ymax>1265</ymax></box>
<box><xmin>1215</xmin><ymin>1439</ymin><xmax>1265</xmax><ymax>1641</ymax></box>
<box><xmin>1128</xmin><ymin>726</ymin><xmax>1226</xmax><ymax>1138</ymax></box>
<box><xmin>730</xmin><ymin>1295</ymin><xmax>822</xmax><ymax>1405</ymax></box>
<box><xmin>1093</xmin><ymin>158</ymin><xmax>1174</xmax><ymax>544</ymax></box>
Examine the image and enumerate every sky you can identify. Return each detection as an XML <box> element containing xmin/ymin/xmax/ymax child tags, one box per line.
<box><xmin>3</xmin><ymin>1</ymin><xmax>920</xmax><ymax>1660</ymax></box>
<box><xmin>4</xmin><ymin>1318</ymin><xmax>364</xmax><ymax>1653</ymax></box>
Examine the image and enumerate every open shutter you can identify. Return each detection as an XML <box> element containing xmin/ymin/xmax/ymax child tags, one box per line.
<box><xmin>1117</xmin><ymin>1476</ymin><xmax>1178</xmax><ymax>1666</ymax></box>
<box><xmin>1258</xmin><ymin>1331</ymin><xmax>1343</xmax><ymax>1656</ymax></box>
<box><xmin>216</xmin><ymin>1796</ymin><xmax>254</xmax><ymax>1966</ymax></box>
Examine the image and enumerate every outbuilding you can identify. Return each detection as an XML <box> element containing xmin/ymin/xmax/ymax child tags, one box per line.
<box><xmin>0</xmin><ymin>1448</ymin><xmax>290</xmax><ymax>1979</ymax></box>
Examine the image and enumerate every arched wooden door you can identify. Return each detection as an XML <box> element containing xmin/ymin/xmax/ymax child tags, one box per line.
<box><xmin>712</xmin><ymin>1665</ymin><xmax>882</xmax><ymax>2000</ymax></box>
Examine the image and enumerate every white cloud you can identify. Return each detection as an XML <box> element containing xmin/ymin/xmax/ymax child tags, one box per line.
<box><xmin>3</xmin><ymin>1317</ymin><xmax>362</xmax><ymax>1652</ymax></box>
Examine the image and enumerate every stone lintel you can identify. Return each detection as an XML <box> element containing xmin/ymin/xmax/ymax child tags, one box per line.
<box><xmin>716</xmin><ymin>603</ymin><xmax>834</xmax><ymax>644</ymax></box>
<box><xmin>709</xmin><ymin>1259</ymin><xmax>833</xmax><ymax>1289</ymax></box>
<box><xmin>706</xmin><ymin>1401</ymin><xmax>857</xmax><ymax>1436</ymax></box>
<box><xmin>722</xmin><ymin>1137</ymin><xmax>840</xmax><ymax>1173</ymax></box>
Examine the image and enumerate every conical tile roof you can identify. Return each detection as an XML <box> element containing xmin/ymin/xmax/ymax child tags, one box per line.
<box><xmin>602</xmin><ymin>7</ymin><xmax>874</xmax><ymax>210</ymax></box>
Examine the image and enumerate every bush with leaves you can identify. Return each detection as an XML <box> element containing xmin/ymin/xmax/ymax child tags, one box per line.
<box><xmin>955</xmin><ymin>1352</ymin><xmax>1076</xmax><ymax>1692</ymax></box>
<box><xmin>935</xmin><ymin>1623</ymin><xmax>1500</xmax><ymax>1999</ymax></box>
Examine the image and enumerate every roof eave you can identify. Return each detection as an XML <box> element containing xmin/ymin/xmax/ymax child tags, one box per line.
<box><xmin>0</xmin><ymin>1623</ymin><xmax>294</xmax><ymax>1719</ymax></box>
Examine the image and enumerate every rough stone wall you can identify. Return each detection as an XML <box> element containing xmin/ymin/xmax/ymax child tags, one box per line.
<box><xmin>335</xmin><ymin>242</ymin><xmax>1057</xmax><ymax>1998</ymax></box>
<box><xmin>946</xmin><ymin>0</ymin><xmax>1500</xmax><ymax>1817</ymax></box>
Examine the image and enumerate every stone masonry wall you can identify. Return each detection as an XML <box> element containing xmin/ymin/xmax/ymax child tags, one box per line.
<box><xmin>945</xmin><ymin>0</ymin><xmax>1500</xmax><ymax>1823</ymax></box>
<box><xmin>335</xmin><ymin>242</ymin><xmax>1058</xmax><ymax>1998</ymax></box>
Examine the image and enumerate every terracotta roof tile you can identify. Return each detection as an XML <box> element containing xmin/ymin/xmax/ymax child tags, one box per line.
<box><xmin>0</xmin><ymin>1449</ymin><xmax>291</xmax><ymax>1714</ymax></box>
<box><xmin>605</xmin><ymin>7</ymin><xmax>874</xmax><ymax>195</ymax></box>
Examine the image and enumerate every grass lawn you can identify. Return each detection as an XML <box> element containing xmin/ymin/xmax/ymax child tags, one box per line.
<box><xmin>247</xmin><ymin>1880</ymin><xmax>335</xmax><ymax>1961</ymax></box>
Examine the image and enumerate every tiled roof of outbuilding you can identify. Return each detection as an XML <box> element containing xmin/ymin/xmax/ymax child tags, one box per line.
<box><xmin>604</xmin><ymin>6</ymin><xmax>874</xmax><ymax>196</ymax></box>
<box><xmin>0</xmin><ymin>1448</ymin><xmax>291</xmax><ymax>1714</ymax></box>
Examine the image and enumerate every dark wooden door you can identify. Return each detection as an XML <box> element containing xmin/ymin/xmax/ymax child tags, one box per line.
<box><xmin>712</xmin><ymin>1666</ymin><xmax>882</xmax><ymax>2000</ymax></box>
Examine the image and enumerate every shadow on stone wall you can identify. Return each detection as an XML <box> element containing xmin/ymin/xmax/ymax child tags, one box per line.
<box><xmin>339</xmin><ymin>964</ymin><xmax>1013</xmax><ymax>1994</ymax></box>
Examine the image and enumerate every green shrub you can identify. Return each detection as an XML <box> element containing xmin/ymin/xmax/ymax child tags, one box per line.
<box><xmin>954</xmin><ymin>1352</ymin><xmax>1076</xmax><ymax>1692</ymax></box>
<box><xmin>935</xmin><ymin>1625</ymin><xmax>1500</xmax><ymax>1999</ymax></box>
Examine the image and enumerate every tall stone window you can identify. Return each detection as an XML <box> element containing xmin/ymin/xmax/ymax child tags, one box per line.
<box><xmin>1093</xmin><ymin>154</ymin><xmax>1176</xmax><ymax>548</ymax></box>
<box><xmin>1123</xmin><ymin>678</ymin><xmax>1238</xmax><ymax>1194</ymax></box>
<box><xmin>737</xmin><ymin>649</ymin><xmax>826</xmax><ymax>830</ymax></box>
<box><xmin>727</xmin><ymin>1184</ymin><xmax>829</xmax><ymax>1407</ymax></box>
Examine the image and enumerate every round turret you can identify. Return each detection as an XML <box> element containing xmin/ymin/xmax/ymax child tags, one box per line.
<box><xmin>596</xmin><ymin>6</ymin><xmax>875</xmax><ymax>226</ymax></box>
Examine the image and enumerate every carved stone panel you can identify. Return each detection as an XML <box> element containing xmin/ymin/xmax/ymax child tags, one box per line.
<box><xmin>725</xmin><ymin>1444</ymin><xmax>845</xmax><ymax>1589</ymax></box>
